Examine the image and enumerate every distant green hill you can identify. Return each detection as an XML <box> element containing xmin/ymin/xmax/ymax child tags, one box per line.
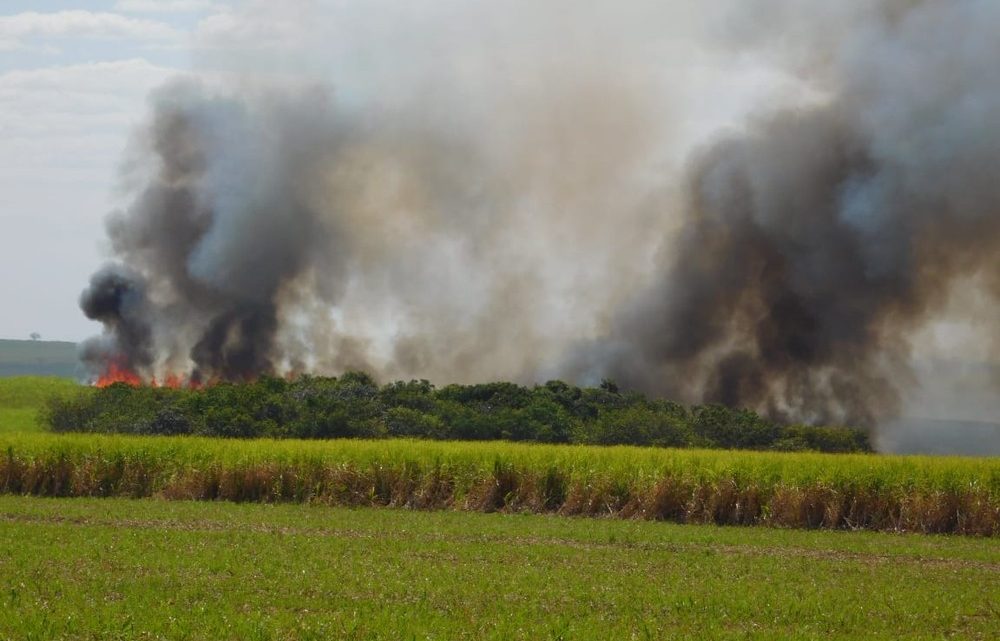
<box><xmin>0</xmin><ymin>339</ymin><xmax>82</xmax><ymax>379</ymax></box>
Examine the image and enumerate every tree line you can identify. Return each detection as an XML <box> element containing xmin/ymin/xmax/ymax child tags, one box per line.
<box><xmin>44</xmin><ymin>373</ymin><xmax>871</xmax><ymax>453</ymax></box>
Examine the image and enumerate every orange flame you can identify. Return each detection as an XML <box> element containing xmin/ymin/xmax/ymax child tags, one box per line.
<box><xmin>163</xmin><ymin>373</ymin><xmax>183</xmax><ymax>389</ymax></box>
<box><xmin>95</xmin><ymin>363</ymin><xmax>205</xmax><ymax>389</ymax></box>
<box><xmin>95</xmin><ymin>362</ymin><xmax>143</xmax><ymax>387</ymax></box>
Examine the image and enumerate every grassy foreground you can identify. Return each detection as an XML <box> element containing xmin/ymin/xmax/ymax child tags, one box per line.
<box><xmin>0</xmin><ymin>496</ymin><xmax>997</xmax><ymax>640</ymax></box>
<box><xmin>1</xmin><ymin>433</ymin><xmax>998</xmax><ymax>534</ymax></box>
<box><xmin>0</xmin><ymin>377</ymin><xmax>78</xmax><ymax>433</ymax></box>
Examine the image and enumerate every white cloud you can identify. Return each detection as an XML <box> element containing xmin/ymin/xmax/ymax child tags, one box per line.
<box><xmin>0</xmin><ymin>57</ymin><xmax>176</xmax><ymax>100</ymax></box>
<box><xmin>193</xmin><ymin>4</ymin><xmax>302</xmax><ymax>51</ymax></box>
<box><xmin>0</xmin><ymin>11</ymin><xmax>182</xmax><ymax>50</ymax></box>
<box><xmin>0</xmin><ymin>58</ymin><xmax>178</xmax><ymax>171</ymax></box>
<box><xmin>115</xmin><ymin>1</ymin><xmax>220</xmax><ymax>13</ymax></box>
<box><xmin>0</xmin><ymin>57</ymin><xmax>183</xmax><ymax>340</ymax></box>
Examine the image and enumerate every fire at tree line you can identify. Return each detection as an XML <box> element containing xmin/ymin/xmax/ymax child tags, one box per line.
<box><xmin>45</xmin><ymin>373</ymin><xmax>870</xmax><ymax>453</ymax></box>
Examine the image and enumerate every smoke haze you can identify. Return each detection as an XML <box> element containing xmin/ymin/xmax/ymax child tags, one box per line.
<box><xmin>81</xmin><ymin>0</ymin><xmax>999</xmax><ymax>437</ymax></box>
<box><xmin>570</xmin><ymin>0</ymin><xmax>1000</xmax><ymax>427</ymax></box>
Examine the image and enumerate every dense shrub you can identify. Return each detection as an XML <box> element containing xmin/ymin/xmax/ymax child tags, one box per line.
<box><xmin>44</xmin><ymin>374</ymin><xmax>872</xmax><ymax>453</ymax></box>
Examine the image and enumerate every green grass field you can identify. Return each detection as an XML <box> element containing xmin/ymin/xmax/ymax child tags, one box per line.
<box><xmin>1</xmin><ymin>432</ymin><xmax>998</xmax><ymax>534</ymax></box>
<box><xmin>1</xmin><ymin>377</ymin><xmax>998</xmax><ymax>533</ymax></box>
<box><xmin>0</xmin><ymin>376</ymin><xmax>998</xmax><ymax>638</ymax></box>
<box><xmin>0</xmin><ymin>376</ymin><xmax>79</xmax><ymax>433</ymax></box>
<box><xmin>0</xmin><ymin>496</ymin><xmax>997</xmax><ymax>640</ymax></box>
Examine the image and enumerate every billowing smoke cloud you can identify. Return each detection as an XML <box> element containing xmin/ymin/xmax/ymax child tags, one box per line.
<box><xmin>571</xmin><ymin>0</ymin><xmax>1000</xmax><ymax>426</ymax></box>
<box><xmin>82</xmin><ymin>0</ymin><xmax>999</xmax><ymax>431</ymax></box>
<box><xmin>80</xmin><ymin>264</ymin><xmax>153</xmax><ymax>374</ymax></box>
<box><xmin>82</xmin><ymin>83</ymin><xmax>352</xmax><ymax>381</ymax></box>
<box><xmin>80</xmin><ymin>2</ymin><xmax>694</xmax><ymax>384</ymax></box>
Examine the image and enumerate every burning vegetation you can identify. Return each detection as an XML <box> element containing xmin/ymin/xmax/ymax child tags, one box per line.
<box><xmin>79</xmin><ymin>0</ymin><xmax>1000</xmax><ymax>431</ymax></box>
<box><xmin>94</xmin><ymin>362</ymin><xmax>143</xmax><ymax>388</ymax></box>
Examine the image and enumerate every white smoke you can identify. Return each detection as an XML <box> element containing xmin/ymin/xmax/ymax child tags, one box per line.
<box><xmin>81</xmin><ymin>0</ymin><xmax>999</xmax><ymax>444</ymax></box>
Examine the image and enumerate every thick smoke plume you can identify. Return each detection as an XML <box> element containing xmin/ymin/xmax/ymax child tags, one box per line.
<box><xmin>82</xmin><ymin>85</ymin><xmax>351</xmax><ymax>381</ymax></box>
<box><xmin>81</xmin><ymin>1</ymin><xmax>682</xmax><ymax>385</ymax></box>
<box><xmin>568</xmin><ymin>0</ymin><xmax>1000</xmax><ymax>427</ymax></box>
<box><xmin>82</xmin><ymin>0</ymin><xmax>999</xmax><ymax>430</ymax></box>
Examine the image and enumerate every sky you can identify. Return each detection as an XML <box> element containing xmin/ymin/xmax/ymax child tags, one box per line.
<box><xmin>0</xmin><ymin>1</ymin><xmax>230</xmax><ymax>341</ymax></box>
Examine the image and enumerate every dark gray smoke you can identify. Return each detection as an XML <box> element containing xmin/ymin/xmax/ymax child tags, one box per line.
<box><xmin>571</xmin><ymin>0</ymin><xmax>1000</xmax><ymax>426</ymax></box>
<box><xmin>81</xmin><ymin>2</ymin><xmax>680</xmax><ymax>385</ymax></box>
<box><xmin>79</xmin><ymin>264</ymin><xmax>153</xmax><ymax>374</ymax></box>
<box><xmin>82</xmin><ymin>83</ymin><xmax>356</xmax><ymax>381</ymax></box>
<box><xmin>81</xmin><ymin>0</ymin><xmax>999</xmax><ymax>431</ymax></box>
